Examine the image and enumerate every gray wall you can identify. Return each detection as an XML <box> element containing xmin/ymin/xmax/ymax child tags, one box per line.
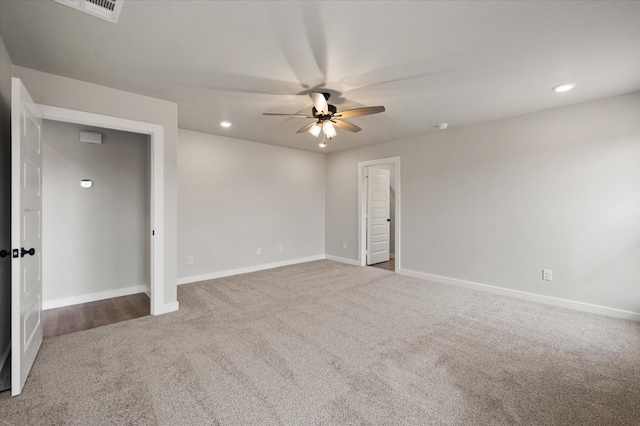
<box><xmin>326</xmin><ymin>92</ymin><xmax>640</xmax><ymax>313</ymax></box>
<box><xmin>12</xmin><ymin>66</ymin><xmax>179</xmax><ymax>307</ymax></box>
<box><xmin>42</xmin><ymin>120</ymin><xmax>149</xmax><ymax>304</ymax></box>
<box><xmin>178</xmin><ymin>129</ymin><xmax>325</xmax><ymax>279</ymax></box>
<box><xmin>0</xmin><ymin>36</ymin><xmax>13</xmax><ymax>366</ymax></box>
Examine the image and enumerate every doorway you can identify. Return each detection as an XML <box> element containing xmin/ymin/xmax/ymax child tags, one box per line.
<box><xmin>40</xmin><ymin>120</ymin><xmax>151</xmax><ymax>337</ymax></box>
<box><xmin>358</xmin><ymin>157</ymin><xmax>401</xmax><ymax>273</ymax></box>
<box><xmin>37</xmin><ymin>104</ymin><xmax>166</xmax><ymax>315</ymax></box>
<box><xmin>11</xmin><ymin>78</ymin><xmax>166</xmax><ymax>396</ymax></box>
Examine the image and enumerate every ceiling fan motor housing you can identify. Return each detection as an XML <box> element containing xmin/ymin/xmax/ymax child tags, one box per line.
<box><xmin>312</xmin><ymin>104</ymin><xmax>337</xmax><ymax>119</ymax></box>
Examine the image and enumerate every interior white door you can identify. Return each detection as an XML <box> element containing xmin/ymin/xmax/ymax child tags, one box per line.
<box><xmin>367</xmin><ymin>167</ymin><xmax>391</xmax><ymax>265</ymax></box>
<box><xmin>11</xmin><ymin>77</ymin><xmax>43</xmax><ymax>396</ymax></box>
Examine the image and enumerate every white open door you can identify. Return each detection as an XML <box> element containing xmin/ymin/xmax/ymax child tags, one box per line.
<box><xmin>11</xmin><ymin>77</ymin><xmax>43</xmax><ymax>396</ymax></box>
<box><xmin>367</xmin><ymin>167</ymin><xmax>390</xmax><ymax>265</ymax></box>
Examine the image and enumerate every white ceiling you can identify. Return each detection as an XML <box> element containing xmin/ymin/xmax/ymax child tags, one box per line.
<box><xmin>1</xmin><ymin>1</ymin><xmax>639</xmax><ymax>153</ymax></box>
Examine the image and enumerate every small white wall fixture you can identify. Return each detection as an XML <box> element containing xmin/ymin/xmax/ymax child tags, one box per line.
<box><xmin>358</xmin><ymin>157</ymin><xmax>401</xmax><ymax>272</ymax></box>
<box><xmin>36</xmin><ymin>104</ymin><xmax>168</xmax><ymax>315</ymax></box>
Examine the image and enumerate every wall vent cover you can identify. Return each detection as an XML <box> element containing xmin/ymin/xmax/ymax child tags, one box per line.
<box><xmin>53</xmin><ymin>0</ymin><xmax>124</xmax><ymax>24</ymax></box>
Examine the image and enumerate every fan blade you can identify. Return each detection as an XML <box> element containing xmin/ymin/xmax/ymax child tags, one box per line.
<box><xmin>334</xmin><ymin>106</ymin><xmax>385</xmax><ymax>119</ymax></box>
<box><xmin>332</xmin><ymin>119</ymin><xmax>361</xmax><ymax>132</ymax></box>
<box><xmin>310</xmin><ymin>92</ymin><xmax>329</xmax><ymax>115</ymax></box>
<box><xmin>296</xmin><ymin>121</ymin><xmax>317</xmax><ymax>134</ymax></box>
<box><xmin>263</xmin><ymin>113</ymin><xmax>315</xmax><ymax>118</ymax></box>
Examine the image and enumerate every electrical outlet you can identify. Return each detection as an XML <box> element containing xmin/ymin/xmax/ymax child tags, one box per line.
<box><xmin>187</xmin><ymin>256</ymin><xmax>193</xmax><ymax>265</ymax></box>
<box><xmin>278</xmin><ymin>245</ymin><xmax>283</xmax><ymax>252</ymax></box>
<box><xmin>343</xmin><ymin>243</ymin><xmax>347</xmax><ymax>250</ymax></box>
<box><xmin>542</xmin><ymin>269</ymin><xmax>552</xmax><ymax>281</ymax></box>
<box><xmin>257</xmin><ymin>248</ymin><xmax>261</xmax><ymax>256</ymax></box>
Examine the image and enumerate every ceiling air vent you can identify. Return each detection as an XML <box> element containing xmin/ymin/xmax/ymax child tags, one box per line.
<box><xmin>53</xmin><ymin>0</ymin><xmax>124</xmax><ymax>24</ymax></box>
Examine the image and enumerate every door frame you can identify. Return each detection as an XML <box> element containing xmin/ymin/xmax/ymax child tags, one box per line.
<box><xmin>36</xmin><ymin>104</ymin><xmax>165</xmax><ymax>315</ymax></box>
<box><xmin>358</xmin><ymin>156</ymin><xmax>401</xmax><ymax>272</ymax></box>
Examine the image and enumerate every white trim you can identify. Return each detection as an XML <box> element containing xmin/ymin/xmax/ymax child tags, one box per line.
<box><xmin>325</xmin><ymin>255</ymin><xmax>360</xmax><ymax>266</ymax></box>
<box><xmin>36</xmin><ymin>104</ymin><xmax>168</xmax><ymax>316</ymax></box>
<box><xmin>42</xmin><ymin>285</ymin><xmax>147</xmax><ymax>311</ymax></box>
<box><xmin>152</xmin><ymin>301</ymin><xmax>179</xmax><ymax>315</ymax></box>
<box><xmin>178</xmin><ymin>255</ymin><xmax>326</xmax><ymax>285</ymax></box>
<box><xmin>398</xmin><ymin>268</ymin><xmax>640</xmax><ymax>322</ymax></box>
<box><xmin>390</xmin><ymin>253</ymin><xmax>395</xmax><ymax>259</ymax></box>
<box><xmin>358</xmin><ymin>157</ymin><xmax>401</xmax><ymax>273</ymax></box>
<box><xmin>0</xmin><ymin>342</ymin><xmax>10</xmax><ymax>374</ymax></box>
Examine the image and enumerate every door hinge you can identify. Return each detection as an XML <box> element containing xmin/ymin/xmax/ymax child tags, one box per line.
<box><xmin>152</xmin><ymin>230</ymin><xmax>155</xmax><ymax>236</ymax></box>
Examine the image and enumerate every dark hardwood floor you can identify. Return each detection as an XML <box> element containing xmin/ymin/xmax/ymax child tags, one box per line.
<box><xmin>369</xmin><ymin>257</ymin><xmax>395</xmax><ymax>272</ymax></box>
<box><xmin>43</xmin><ymin>293</ymin><xmax>150</xmax><ymax>338</ymax></box>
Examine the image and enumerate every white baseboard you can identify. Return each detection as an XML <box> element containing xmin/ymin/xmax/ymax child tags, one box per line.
<box><xmin>42</xmin><ymin>285</ymin><xmax>148</xmax><ymax>310</ymax></box>
<box><xmin>152</xmin><ymin>301</ymin><xmax>179</xmax><ymax>316</ymax></box>
<box><xmin>0</xmin><ymin>341</ymin><xmax>10</xmax><ymax>374</ymax></box>
<box><xmin>325</xmin><ymin>255</ymin><xmax>360</xmax><ymax>266</ymax></box>
<box><xmin>398</xmin><ymin>268</ymin><xmax>640</xmax><ymax>322</ymax></box>
<box><xmin>178</xmin><ymin>255</ymin><xmax>326</xmax><ymax>285</ymax></box>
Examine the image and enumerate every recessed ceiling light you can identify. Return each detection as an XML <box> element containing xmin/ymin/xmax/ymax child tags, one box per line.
<box><xmin>437</xmin><ymin>123</ymin><xmax>448</xmax><ymax>130</ymax></box>
<box><xmin>552</xmin><ymin>83</ymin><xmax>576</xmax><ymax>93</ymax></box>
<box><xmin>220</xmin><ymin>121</ymin><xmax>232</xmax><ymax>128</ymax></box>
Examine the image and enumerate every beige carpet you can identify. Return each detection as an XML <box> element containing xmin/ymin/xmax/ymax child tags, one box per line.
<box><xmin>1</xmin><ymin>260</ymin><xmax>639</xmax><ymax>425</ymax></box>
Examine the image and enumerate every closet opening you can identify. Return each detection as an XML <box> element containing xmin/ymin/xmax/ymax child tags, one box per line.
<box><xmin>41</xmin><ymin>120</ymin><xmax>151</xmax><ymax>337</ymax></box>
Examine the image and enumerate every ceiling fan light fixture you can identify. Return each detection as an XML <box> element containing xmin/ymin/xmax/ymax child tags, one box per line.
<box><xmin>323</xmin><ymin>121</ymin><xmax>337</xmax><ymax>138</ymax></box>
<box><xmin>319</xmin><ymin>142</ymin><xmax>327</xmax><ymax>148</ymax></box>
<box><xmin>220</xmin><ymin>121</ymin><xmax>232</xmax><ymax>128</ymax></box>
<box><xmin>309</xmin><ymin>122</ymin><xmax>322</xmax><ymax>137</ymax></box>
